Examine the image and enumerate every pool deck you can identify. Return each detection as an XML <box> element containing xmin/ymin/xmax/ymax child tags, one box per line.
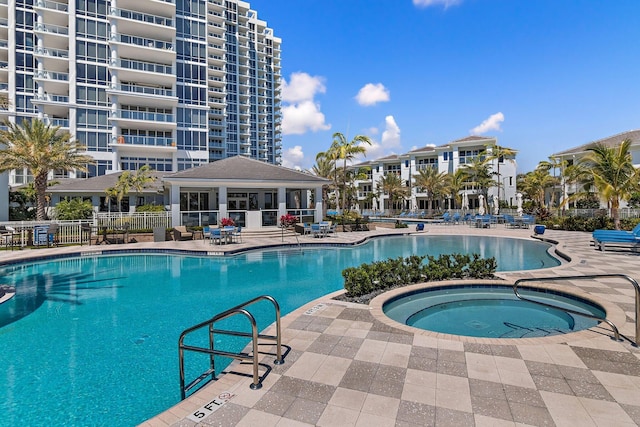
<box><xmin>2</xmin><ymin>225</ymin><xmax>639</xmax><ymax>426</ymax></box>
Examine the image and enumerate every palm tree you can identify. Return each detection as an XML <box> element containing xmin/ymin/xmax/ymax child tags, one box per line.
<box><xmin>0</xmin><ymin>119</ymin><xmax>93</xmax><ymax>220</ymax></box>
<box><xmin>447</xmin><ymin>169</ymin><xmax>468</xmax><ymax>210</ymax></box>
<box><xmin>538</xmin><ymin>156</ymin><xmax>566</xmax><ymax>212</ymax></box>
<box><xmin>461</xmin><ymin>156</ymin><xmax>495</xmax><ymax>204</ymax></box>
<box><xmin>486</xmin><ymin>143</ymin><xmax>517</xmax><ymax>204</ymax></box>
<box><xmin>329</xmin><ymin>132</ymin><xmax>372</xmax><ymax>213</ymax></box>
<box><xmin>106</xmin><ymin>171</ymin><xmax>133</xmax><ymax>212</ymax></box>
<box><xmin>378</xmin><ymin>173</ymin><xmax>408</xmax><ymax>213</ymax></box>
<box><xmin>413</xmin><ymin>167</ymin><xmax>448</xmax><ymax>215</ymax></box>
<box><xmin>517</xmin><ymin>166</ymin><xmax>557</xmax><ymax>209</ymax></box>
<box><xmin>581</xmin><ymin>139</ymin><xmax>640</xmax><ymax>229</ymax></box>
<box><xmin>130</xmin><ymin>165</ymin><xmax>156</xmax><ymax>207</ymax></box>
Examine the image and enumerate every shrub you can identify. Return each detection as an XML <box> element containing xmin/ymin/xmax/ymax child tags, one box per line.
<box><xmin>136</xmin><ymin>204</ymin><xmax>165</xmax><ymax>212</ymax></box>
<box><xmin>54</xmin><ymin>198</ymin><xmax>94</xmax><ymax>220</ymax></box>
<box><xmin>342</xmin><ymin>253</ymin><xmax>497</xmax><ymax>297</ymax></box>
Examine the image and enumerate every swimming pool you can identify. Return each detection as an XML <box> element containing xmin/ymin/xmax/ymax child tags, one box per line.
<box><xmin>0</xmin><ymin>235</ymin><xmax>560</xmax><ymax>426</ymax></box>
<box><xmin>382</xmin><ymin>285</ymin><xmax>605</xmax><ymax>338</ymax></box>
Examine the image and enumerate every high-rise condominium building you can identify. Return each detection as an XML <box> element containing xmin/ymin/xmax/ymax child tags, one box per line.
<box><xmin>0</xmin><ymin>0</ymin><xmax>282</xmax><ymax>186</ymax></box>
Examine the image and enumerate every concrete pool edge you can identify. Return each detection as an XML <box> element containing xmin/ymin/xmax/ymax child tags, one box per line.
<box><xmin>368</xmin><ymin>279</ymin><xmax>627</xmax><ymax>346</ymax></box>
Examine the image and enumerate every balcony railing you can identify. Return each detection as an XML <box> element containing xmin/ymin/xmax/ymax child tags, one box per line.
<box><xmin>36</xmin><ymin>70</ymin><xmax>69</xmax><ymax>81</ymax></box>
<box><xmin>116</xmin><ymin>33</ymin><xmax>174</xmax><ymax>51</ymax></box>
<box><xmin>113</xmin><ymin>7</ymin><xmax>173</xmax><ymax>27</ymax></box>
<box><xmin>35</xmin><ymin>23</ymin><xmax>69</xmax><ymax>36</ymax></box>
<box><xmin>34</xmin><ymin>93</ymin><xmax>69</xmax><ymax>103</ymax></box>
<box><xmin>117</xmin><ymin>135</ymin><xmax>174</xmax><ymax>147</ymax></box>
<box><xmin>117</xmin><ymin>83</ymin><xmax>175</xmax><ymax>97</ymax></box>
<box><xmin>35</xmin><ymin>46</ymin><xmax>69</xmax><ymax>59</ymax></box>
<box><xmin>115</xmin><ymin>110</ymin><xmax>175</xmax><ymax>122</ymax></box>
<box><xmin>36</xmin><ymin>0</ymin><xmax>68</xmax><ymax>12</ymax></box>
<box><xmin>116</xmin><ymin>58</ymin><xmax>172</xmax><ymax>75</ymax></box>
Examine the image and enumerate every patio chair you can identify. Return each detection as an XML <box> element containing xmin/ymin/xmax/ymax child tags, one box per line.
<box><xmin>202</xmin><ymin>226</ymin><xmax>210</xmax><ymax>243</ymax></box>
<box><xmin>210</xmin><ymin>228</ymin><xmax>222</xmax><ymax>245</ymax></box>
<box><xmin>80</xmin><ymin>224</ymin><xmax>96</xmax><ymax>245</ymax></box>
<box><xmin>233</xmin><ymin>226</ymin><xmax>243</xmax><ymax>243</ymax></box>
<box><xmin>452</xmin><ymin>213</ymin><xmax>461</xmax><ymax>224</ymax></box>
<box><xmin>173</xmin><ymin>226</ymin><xmax>193</xmax><ymax>241</ymax></box>
<box><xmin>46</xmin><ymin>223</ymin><xmax>59</xmax><ymax>247</ymax></box>
<box><xmin>311</xmin><ymin>223</ymin><xmax>323</xmax><ymax>238</ymax></box>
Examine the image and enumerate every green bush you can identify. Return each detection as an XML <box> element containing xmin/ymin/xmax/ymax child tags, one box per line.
<box><xmin>54</xmin><ymin>198</ymin><xmax>94</xmax><ymax>220</ymax></box>
<box><xmin>136</xmin><ymin>204</ymin><xmax>166</xmax><ymax>212</ymax></box>
<box><xmin>342</xmin><ymin>253</ymin><xmax>497</xmax><ymax>297</ymax></box>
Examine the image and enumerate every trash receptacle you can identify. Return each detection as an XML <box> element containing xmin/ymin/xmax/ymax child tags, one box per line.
<box><xmin>153</xmin><ymin>226</ymin><xmax>166</xmax><ymax>242</ymax></box>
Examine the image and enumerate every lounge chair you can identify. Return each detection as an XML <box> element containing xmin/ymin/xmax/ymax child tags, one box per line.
<box><xmin>452</xmin><ymin>213</ymin><xmax>461</xmax><ymax>224</ymax></box>
<box><xmin>592</xmin><ymin>224</ymin><xmax>640</xmax><ymax>251</ymax></box>
<box><xmin>173</xmin><ymin>226</ymin><xmax>193</xmax><ymax>241</ymax></box>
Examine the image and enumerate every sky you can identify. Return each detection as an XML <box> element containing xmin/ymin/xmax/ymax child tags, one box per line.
<box><xmin>248</xmin><ymin>0</ymin><xmax>640</xmax><ymax>173</ymax></box>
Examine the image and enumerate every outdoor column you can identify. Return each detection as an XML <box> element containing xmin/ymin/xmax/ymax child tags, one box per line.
<box><xmin>314</xmin><ymin>186</ymin><xmax>323</xmax><ymax>223</ymax></box>
<box><xmin>170</xmin><ymin>184</ymin><xmax>180</xmax><ymax>226</ymax></box>
<box><xmin>218</xmin><ymin>186</ymin><xmax>228</xmax><ymax>223</ymax></box>
<box><xmin>278</xmin><ymin>187</ymin><xmax>287</xmax><ymax>221</ymax></box>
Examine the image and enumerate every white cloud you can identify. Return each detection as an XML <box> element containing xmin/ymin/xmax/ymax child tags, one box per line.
<box><xmin>355</xmin><ymin>83</ymin><xmax>390</xmax><ymax>106</ymax></box>
<box><xmin>381</xmin><ymin>115</ymin><xmax>401</xmax><ymax>148</ymax></box>
<box><xmin>360</xmin><ymin>115</ymin><xmax>402</xmax><ymax>160</ymax></box>
<box><xmin>470</xmin><ymin>112</ymin><xmax>505</xmax><ymax>134</ymax></box>
<box><xmin>281</xmin><ymin>145</ymin><xmax>305</xmax><ymax>170</ymax></box>
<box><xmin>413</xmin><ymin>0</ymin><xmax>462</xmax><ymax>8</ymax></box>
<box><xmin>281</xmin><ymin>101</ymin><xmax>331</xmax><ymax>135</ymax></box>
<box><xmin>281</xmin><ymin>72</ymin><xmax>331</xmax><ymax>135</ymax></box>
<box><xmin>281</xmin><ymin>72</ymin><xmax>326</xmax><ymax>103</ymax></box>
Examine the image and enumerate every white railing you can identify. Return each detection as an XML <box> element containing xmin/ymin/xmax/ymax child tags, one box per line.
<box><xmin>0</xmin><ymin>220</ymin><xmax>88</xmax><ymax>246</ymax></box>
<box><xmin>94</xmin><ymin>212</ymin><xmax>172</xmax><ymax>230</ymax></box>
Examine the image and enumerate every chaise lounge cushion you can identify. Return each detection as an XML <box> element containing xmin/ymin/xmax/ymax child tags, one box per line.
<box><xmin>173</xmin><ymin>226</ymin><xmax>193</xmax><ymax>241</ymax></box>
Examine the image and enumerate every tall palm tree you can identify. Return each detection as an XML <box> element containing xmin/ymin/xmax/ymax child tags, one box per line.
<box><xmin>486</xmin><ymin>143</ymin><xmax>517</xmax><ymax>204</ymax></box>
<box><xmin>330</xmin><ymin>132</ymin><xmax>372</xmax><ymax>212</ymax></box>
<box><xmin>461</xmin><ymin>156</ymin><xmax>495</xmax><ymax>203</ymax></box>
<box><xmin>447</xmin><ymin>169</ymin><xmax>468</xmax><ymax>209</ymax></box>
<box><xmin>378</xmin><ymin>173</ymin><xmax>408</xmax><ymax>213</ymax></box>
<box><xmin>581</xmin><ymin>139</ymin><xmax>640</xmax><ymax>229</ymax></box>
<box><xmin>517</xmin><ymin>166</ymin><xmax>557</xmax><ymax>209</ymax></box>
<box><xmin>538</xmin><ymin>156</ymin><xmax>566</xmax><ymax>211</ymax></box>
<box><xmin>0</xmin><ymin>119</ymin><xmax>93</xmax><ymax>220</ymax></box>
<box><xmin>413</xmin><ymin>166</ymin><xmax>448</xmax><ymax>215</ymax></box>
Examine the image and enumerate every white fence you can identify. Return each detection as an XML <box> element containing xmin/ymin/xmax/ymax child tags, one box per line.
<box><xmin>94</xmin><ymin>212</ymin><xmax>172</xmax><ymax>230</ymax></box>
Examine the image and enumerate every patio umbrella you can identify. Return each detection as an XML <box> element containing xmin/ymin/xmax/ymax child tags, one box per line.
<box><xmin>478</xmin><ymin>194</ymin><xmax>485</xmax><ymax>215</ymax></box>
<box><xmin>516</xmin><ymin>193</ymin><xmax>523</xmax><ymax>217</ymax></box>
<box><xmin>462</xmin><ymin>192</ymin><xmax>469</xmax><ymax>212</ymax></box>
<box><xmin>492</xmin><ymin>194</ymin><xmax>499</xmax><ymax>215</ymax></box>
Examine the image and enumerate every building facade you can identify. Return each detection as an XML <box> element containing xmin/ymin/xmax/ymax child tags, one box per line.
<box><xmin>550</xmin><ymin>129</ymin><xmax>640</xmax><ymax>209</ymax></box>
<box><xmin>0</xmin><ymin>0</ymin><xmax>281</xmax><ymax>187</ymax></box>
<box><xmin>351</xmin><ymin>136</ymin><xmax>518</xmax><ymax>214</ymax></box>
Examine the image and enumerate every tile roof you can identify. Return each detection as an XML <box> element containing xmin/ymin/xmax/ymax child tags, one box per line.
<box><xmin>48</xmin><ymin>171</ymin><xmax>166</xmax><ymax>193</ymax></box>
<box><xmin>552</xmin><ymin>129</ymin><xmax>640</xmax><ymax>157</ymax></box>
<box><xmin>164</xmin><ymin>155</ymin><xmax>329</xmax><ymax>183</ymax></box>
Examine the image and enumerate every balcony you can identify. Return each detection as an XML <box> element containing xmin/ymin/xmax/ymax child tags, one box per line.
<box><xmin>112</xmin><ymin>58</ymin><xmax>175</xmax><ymax>86</ymax></box>
<box><xmin>32</xmin><ymin>93</ymin><xmax>70</xmax><ymax>116</ymax></box>
<box><xmin>106</xmin><ymin>83</ymin><xmax>178</xmax><ymax>107</ymax></box>
<box><xmin>114</xmin><ymin>135</ymin><xmax>176</xmax><ymax>148</ymax></box>
<box><xmin>34</xmin><ymin>70</ymin><xmax>69</xmax><ymax>93</ymax></box>
<box><xmin>34</xmin><ymin>0</ymin><xmax>69</xmax><ymax>27</ymax></box>
<box><xmin>109</xmin><ymin>109</ymin><xmax>176</xmax><ymax>131</ymax></box>
<box><xmin>111</xmin><ymin>7</ymin><xmax>175</xmax><ymax>39</ymax></box>
<box><xmin>111</xmin><ymin>33</ymin><xmax>175</xmax><ymax>63</ymax></box>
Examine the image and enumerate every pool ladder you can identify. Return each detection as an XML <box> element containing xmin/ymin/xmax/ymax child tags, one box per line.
<box><xmin>178</xmin><ymin>295</ymin><xmax>286</xmax><ymax>400</ymax></box>
<box><xmin>513</xmin><ymin>274</ymin><xmax>640</xmax><ymax>346</ymax></box>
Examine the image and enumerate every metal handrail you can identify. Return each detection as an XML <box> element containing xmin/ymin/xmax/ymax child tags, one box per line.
<box><xmin>178</xmin><ymin>295</ymin><xmax>284</xmax><ymax>399</ymax></box>
<box><xmin>513</xmin><ymin>274</ymin><xmax>639</xmax><ymax>346</ymax></box>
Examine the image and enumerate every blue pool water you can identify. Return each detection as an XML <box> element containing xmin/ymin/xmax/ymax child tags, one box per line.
<box><xmin>383</xmin><ymin>285</ymin><xmax>605</xmax><ymax>338</ymax></box>
<box><xmin>0</xmin><ymin>235</ymin><xmax>560</xmax><ymax>426</ymax></box>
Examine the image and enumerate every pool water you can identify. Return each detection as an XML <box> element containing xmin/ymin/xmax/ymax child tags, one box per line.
<box><xmin>383</xmin><ymin>286</ymin><xmax>605</xmax><ymax>338</ymax></box>
<box><xmin>0</xmin><ymin>235</ymin><xmax>560</xmax><ymax>426</ymax></box>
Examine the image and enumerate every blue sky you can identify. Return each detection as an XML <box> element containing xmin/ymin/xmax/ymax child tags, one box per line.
<box><xmin>249</xmin><ymin>0</ymin><xmax>640</xmax><ymax>173</ymax></box>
